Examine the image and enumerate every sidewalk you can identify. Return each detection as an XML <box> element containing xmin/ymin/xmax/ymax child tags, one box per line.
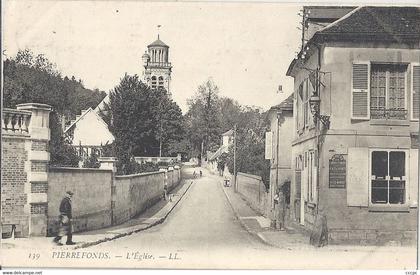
<box><xmin>2</xmin><ymin>179</ymin><xmax>193</xmax><ymax>250</ymax></box>
<box><xmin>217</xmin><ymin>173</ymin><xmax>311</xmax><ymax>250</ymax></box>
<box><xmin>214</xmin><ymin>169</ymin><xmax>416</xmax><ymax>253</ymax></box>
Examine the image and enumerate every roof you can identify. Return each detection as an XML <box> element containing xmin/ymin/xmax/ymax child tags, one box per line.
<box><xmin>270</xmin><ymin>93</ymin><xmax>294</xmax><ymax>112</ymax></box>
<box><xmin>208</xmin><ymin>146</ymin><xmax>227</xmax><ymax>161</ymax></box>
<box><xmin>304</xmin><ymin>6</ymin><xmax>356</xmax><ymax>22</ymax></box>
<box><xmin>148</xmin><ymin>38</ymin><xmax>169</xmax><ymax>48</ymax></box>
<box><xmin>287</xmin><ymin>6</ymin><xmax>420</xmax><ymax>76</ymax></box>
<box><xmin>64</xmin><ymin>108</ymin><xmax>110</xmax><ymax>134</ymax></box>
<box><xmin>317</xmin><ymin>6</ymin><xmax>420</xmax><ymax>42</ymax></box>
<box><xmin>222</xmin><ymin>129</ymin><xmax>234</xmax><ymax>136</ymax></box>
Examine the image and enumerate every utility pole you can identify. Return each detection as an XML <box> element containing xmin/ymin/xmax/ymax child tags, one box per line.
<box><xmin>159</xmin><ymin>122</ymin><xmax>163</xmax><ymax>157</ymax></box>
<box><xmin>233</xmin><ymin>124</ymin><xmax>237</xmax><ymax>192</ymax></box>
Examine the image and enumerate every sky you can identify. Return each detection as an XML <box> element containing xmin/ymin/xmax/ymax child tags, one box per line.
<box><xmin>3</xmin><ymin>1</ymin><xmax>302</xmax><ymax>113</ymax></box>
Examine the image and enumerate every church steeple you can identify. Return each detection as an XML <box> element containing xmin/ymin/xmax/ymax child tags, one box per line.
<box><xmin>142</xmin><ymin>33</ymin><xmax>172</xmax><ymax>95</ymax></box>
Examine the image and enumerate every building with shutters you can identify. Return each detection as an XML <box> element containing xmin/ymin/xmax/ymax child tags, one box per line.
<box><xmin>286</xmin><ymin>6</ymin><xmax>420</xmax><ymax>244</ymax></box>
<box><xmin>266</xmin><ymin>94</ymin><xmax>294</xmax><ymax>224</ymax></box>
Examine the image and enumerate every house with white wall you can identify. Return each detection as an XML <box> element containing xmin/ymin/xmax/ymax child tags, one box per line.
<box><xmin>286</xmin><ymin>6</ymin><xmax>419</xmax><ymax>245</ymax></box>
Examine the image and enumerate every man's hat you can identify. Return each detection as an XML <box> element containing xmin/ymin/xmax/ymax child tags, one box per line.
<box><xmin>66</xmin><ymin>191</ymin><xmax>74</xmax><ymax>196</ymax></box>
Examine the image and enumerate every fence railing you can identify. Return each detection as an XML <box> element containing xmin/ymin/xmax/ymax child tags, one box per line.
<box><xmin>370</xmin><ymin>108</ymin><xmax>408</xmax><ymax>120</ymax></box>
<box><xmin>2</xmin><ymin>108</ymin><xmax>32</xmax><ymax>134</ymax></box>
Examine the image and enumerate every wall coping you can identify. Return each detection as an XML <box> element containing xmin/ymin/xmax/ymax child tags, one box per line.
<box><xmin>16</xmin><ymin>103</ymin><xmax>52</xmax><ymax>111</ymax></box>
<box><xmin>237</xmin><ymin>172</ymin><xmax>262</xmax><ymax>181</ymax></box>
<box><xmin>115</xmin><ymin>170</ymin><xmax>164</xmax><ymax>179</ymax></box>
<box><xmin>49</xmin><ymin>167</ymin><xmax>113</xmax><ymax>173</ymax></box>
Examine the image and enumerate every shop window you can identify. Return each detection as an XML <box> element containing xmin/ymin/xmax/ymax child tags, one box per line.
<box><xmin>371</xmin><ymin>150</ymin><xmax>406</xmax><ymax>204</ymax></box>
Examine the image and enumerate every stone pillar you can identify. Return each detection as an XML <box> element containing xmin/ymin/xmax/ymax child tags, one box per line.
<box><xmin>16</xmin><ymin>103</ymin><xmax>52</xmax><ymax>236</ymax></box>
<box><xmin>98</xmin><ymin>157</ymin><xmax>117</xmax><ymax>224</ymax></box>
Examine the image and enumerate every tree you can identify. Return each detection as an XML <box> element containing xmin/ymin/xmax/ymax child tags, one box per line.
<box><xmin>185</xmin><ymin>79</ymin><xmax>221</xmax><ymax>160</ymax></box>
<box><xmin>225</xmin><ymin>108</ymin><xmax>270</xmax><ymax>189</ymax></box>
<box><xmin>105</xmin><ymin>74</ymin><xmax>185</xmax><ymax>174</ymax></box>
<box><xmin>3</xmin><ymin>49</ymin><xmax>106</xmax><ymax>167</ymax></box>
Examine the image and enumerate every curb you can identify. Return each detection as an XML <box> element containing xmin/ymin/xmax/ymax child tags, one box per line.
<box><xmin>219</xmin><ymin>180</ymin><xmax>276</xmax><ymax>248</ymax></box>
<box><xmin>73</xmin><ymin>181</ymin><xmax>194</xmax><ymax>250</ymax></box>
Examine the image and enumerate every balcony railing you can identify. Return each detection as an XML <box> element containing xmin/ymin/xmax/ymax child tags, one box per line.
<box><xmin>146</xmin><ymin>62</ymin><xmax>172</xmax><ymax>68</ymax></box>
<box><xmin>370</xmin><ymin>108</ymin><xmax>408</xmax><ymax>120</ymax></box>
<box><xmin>2</xmin><ymin>108</ymin><xmax>32</xmax><ymax>134</ymax></box>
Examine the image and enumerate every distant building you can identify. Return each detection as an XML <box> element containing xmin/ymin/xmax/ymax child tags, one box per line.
<box><xmin>64</xmin><ymin>108</ymin><xmax>114</xmax><ymax>159</ymax></box>
<box><xmin>142</xmin><ymin>35</ymin><xmax>172</xmax><ymax>95</ymax></box>
<box><xmin>287</xmin><ymin>6</ymin><xmax>420</xmax><ymax>244</ymax></box>
<box><xmin>207</xmin><ymin>129</ymin><xmax>234</xmax><ymax>175</ymax></box>
<box><xmin>266</xmin><ymin>94</ymin><xmax>294</xmax><ymax>221</ymax></box>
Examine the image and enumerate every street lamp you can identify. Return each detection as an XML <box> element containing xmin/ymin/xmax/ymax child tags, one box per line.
<box><xmin>309</xmin><ymin>95</ymin><xmax>330</xmax><ymax>129</ymax></box>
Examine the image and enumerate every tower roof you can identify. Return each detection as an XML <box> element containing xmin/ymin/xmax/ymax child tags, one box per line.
<box><xmin>148</xmin><ymin>37</ymin><xmax>169</xmax><ymax>48</ymax></box>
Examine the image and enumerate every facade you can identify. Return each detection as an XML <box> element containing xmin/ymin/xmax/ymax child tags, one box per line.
<box><xmin>64</xmin><ymin>108</ymin><xmax>115</xmax><ymax>159</ymax></box>
<box><xmin>142</xmin><ymin>35</ymin><xmax>172</xmax><ymax>94</ymax></box>
<box><xmin>267</xmin><ymin>94</ymin><xmax>294</xmax><ymax>220</ymax></box>
<box><xmin>287</xmin><ymin>6</ymin><xmax>420</xmax><ymax>244</ymax></box>
<box><xmin>207</xmin><ymin>129</ymin><xmax>234</xmax><ymax>175</ymax></box>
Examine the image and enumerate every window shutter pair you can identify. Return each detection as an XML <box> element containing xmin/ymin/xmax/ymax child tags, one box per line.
<box><xmin>412</xmin><ymin>64</ymin><xmax>420</xmax><ymax>120</ymax></box>
<box><xmin>351</xmin><ymin>63</ymin><xmax>370</xmax><ymax>119</ymax></box>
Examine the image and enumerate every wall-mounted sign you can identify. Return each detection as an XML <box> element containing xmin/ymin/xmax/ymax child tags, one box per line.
<box><xmin>329</xmin><ymin>154</ymin><xmax>346</xmax><ymax>188</ymax></box>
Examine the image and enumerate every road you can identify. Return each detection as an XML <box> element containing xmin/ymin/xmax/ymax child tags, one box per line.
<box><xmin>84</xmin><ymin>168</ymin><xmax>416</xmax><ymax>269</ymax></box>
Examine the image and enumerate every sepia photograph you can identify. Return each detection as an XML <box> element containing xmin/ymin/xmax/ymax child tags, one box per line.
<box><xmin>1</xmin><ymin>0</ymin><xmax>419</xmax><ymax>271</ymax></box>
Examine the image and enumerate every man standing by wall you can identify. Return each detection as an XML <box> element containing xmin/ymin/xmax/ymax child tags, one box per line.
<box><xmin>53</xmin><ymin>191</ymin><xmax>76</xmax><ymax>246</ymax></box>
<box><xmin>274</xmin><ymin>187</ymin><xmax>286</xmax><ymax>231</ymax></box>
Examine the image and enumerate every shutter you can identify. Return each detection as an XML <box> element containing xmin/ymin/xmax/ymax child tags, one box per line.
<box><xmin>265</xmin><ymin>132</ymin><xmax>273</xmax><ymax>160</ymax></box>
<box><xmin>302</xmin><ymin>153</ymin><xmax>308</xmax><ymax>201</ymax></box>
<box><xmin>347</xmin><ymin>147</ymin><xmax>369</xmax><ymax>206</ymax></box>
<box><xmin>409</xmin><ymin>149</ymin><xmax>418</xmax><ymax>207</ymax></box>
<box><xmin>412</xmin><ymin>64</ymin><xmax>420</xmax><ymax>120</ymax></box>
<box><xmin>351</xmin><ymin>63</ymin><xmax>370</xmax><ymax>119</ymax></box>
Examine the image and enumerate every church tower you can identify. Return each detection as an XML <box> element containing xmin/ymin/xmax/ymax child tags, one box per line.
<box><xmin>142</xmin><ymin>35</ymin><xmax>172</xmax><ymax>95</ymax></box>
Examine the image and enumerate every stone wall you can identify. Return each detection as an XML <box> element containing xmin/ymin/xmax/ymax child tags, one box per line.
<box><xmin>237</xmin><ymin>172</ymin><xmax>269</xmax><ymax>216</ymax></box>
<box><xmin>113</xmin><ymin>171</ymin><xmax>165</xmax><ymax>225</ymax></box>
<box><xmin>47</xmin><ymin>167</ymin><xmax>113</xmax><ymax>235</ymax></box>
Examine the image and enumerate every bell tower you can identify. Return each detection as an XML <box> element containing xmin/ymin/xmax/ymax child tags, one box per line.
<box><xmin>142</xmin><ymin>34</ymin><xmax>172</xmax><ymax>95</ymax></box>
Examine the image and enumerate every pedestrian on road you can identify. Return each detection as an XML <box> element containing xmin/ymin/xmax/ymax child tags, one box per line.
<box><xmin>274</xmin><ymin>188</ymin><xmax>286</xmax><ymax>231</ymax></box>
<box><xmin>53</xmin><ymin>191</ymin><xmax>76</xmax><ymax>246</ymax></box>
<box><xmin>164</xmin><ymin>182</ymin><xmax>168</xmax><ymax>201</ymax></box>
<box><xmin>199</xmin><ymin>170</ymin><xmax>203</xmax><ymax>177</ymax></box>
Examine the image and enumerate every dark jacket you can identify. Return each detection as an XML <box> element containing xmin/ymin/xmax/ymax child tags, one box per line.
<box><xmin>59</xmin><ymin>197</ymin><xmax>72</xmax><ymax>218</ymax></box>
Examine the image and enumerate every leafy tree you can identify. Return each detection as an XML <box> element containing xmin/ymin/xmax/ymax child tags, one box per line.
<box><xmin>105</xmin><ymin>74</ymin><xmax>184</xmax><ymax>175</ymax></box>
<box><xmin>185</xmin><ymin>79</ymin><xmax>221</xmax><ymax>160</ymax></box>
<box><xmin>225</xmin><ymin>108</ymin><xmax>270</xmax><ymax>189</ymax></box>
<box><xmin>3</xmin><ymin>49</ymin><xmax>106</xmax><ymax>167</ymax></box>
<box><xmin>82</xmin><ymin>150</ymin><xmax>100</xmax><ymax>168</ymax></box>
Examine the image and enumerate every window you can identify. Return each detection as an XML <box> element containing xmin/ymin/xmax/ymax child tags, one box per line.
<box><xmin>151</xmin><ymin>76</ymin><xmax>157</xmax><ymax>88</ymax></box>
<box><xmin>371</xmin><ymin>150</ymin><xmax>406</xmax><ymax>205</ymax></box>
<box><xmin>296</xmin><ymin>79</ymin><xmax>313</xmax><ymax>133</ymax></box>
<box><xmin>303</xmin><ymin>80</ymin><xmax>309</xmax><ymax>127</ymax></box>
<box><xmin>370</xmin><ymin>64</ymin><xmax>407</xmax><ymax>120</ymax></box>
<box><xmin>158</xmin><ymin>76</ymin><xmax>164</xmax><ymax>89</ymax></box>
<box><xmin>306</xmin><ymin>151</ymin><xmax>316</xmax><ymax>203</ymax></box>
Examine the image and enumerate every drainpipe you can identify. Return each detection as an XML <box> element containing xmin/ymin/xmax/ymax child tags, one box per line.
<box><xmin>275</xmin><ymin>110</ymin><xmax>281</xmax><ymax>197</ymax></box>
<box><xmin>313</xmin><ymin>43</ymin><xmax>322</xmax><ymax>214</ymax></box>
